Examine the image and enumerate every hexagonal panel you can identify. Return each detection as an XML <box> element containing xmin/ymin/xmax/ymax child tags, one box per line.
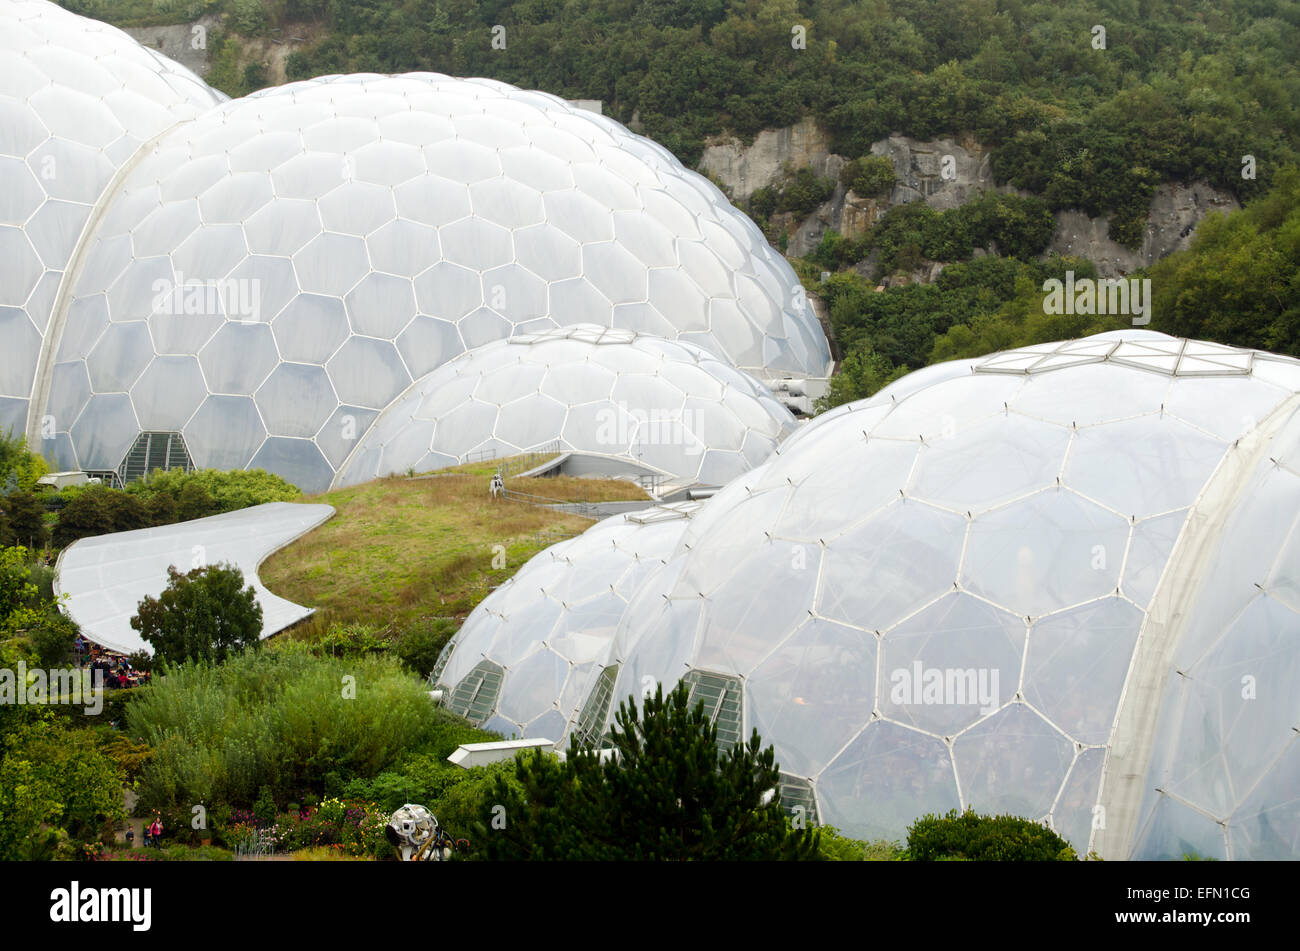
<box><xmin>255</xmin><ymin>363</ymin><xmax>338</xmax><ymax>437</ymax></box>
<box><xmin>961</xmin><ymin>489</ymin><xmax>1130</xmax><ymax>618</ymax></box>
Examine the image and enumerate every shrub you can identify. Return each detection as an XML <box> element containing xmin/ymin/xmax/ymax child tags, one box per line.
<box><xmin>0</xmin><ymin>718</ymin><xmax>125</xmax><ymax>859</ymax></box>
<box><xmin>0</xmin><ymin>545</ymin><xmax>42</xmax><ymax>634</ymax></box>
<box><xmin>0</xmin><ymin>429</ymin><xmax>48</xmax><ymax>494</ymax></box>
<box><xmin>314</xmin><ymin>621</ymin><xmax>389</xmax><ymax>659</ymax></box>
<box><xmin>29</xmin><ymin>608</ymin><xmax>78</xmax><ymax>668</ymax></box>
<box><xmin>0</xmin><ymin>491</ymin><xmax>49</xmax><ymax>549</ymax></box>
<box><xmin>842</xmin><ymin>155</ymin><xmax>896</xmax><ymax>197</ymax></box>
<box><xmin>130</xmin><ymin>562</ymin><xmax>263</xmax><ymax>665</ymax></box>
<box><xmin>906</xmin><ymin>808</ymin><xmax>1076</xmax><ymax>861</ymax></box>
<box><xmin>124</xmin><ymin>468</ymin><xmax>300</xmax><ymax>517</ymax></box>
<box><xmin>817</xmin><ymin>825</ymin><xmax>906</xmax><ymax>861</ymax></box>
<box><xmin>127</xmin><ymin>647</ymin><xmax>472</xmax><ymax>810</ymax></box>
<box><xmin>393</xmin><ymin>617</ymin><xmax>457</xmax><ymax>677</ymax></box>
<box><xmin>52</xmin><ymin>486</ymin><xmax>149</xmax><ymax>548</ymax></box>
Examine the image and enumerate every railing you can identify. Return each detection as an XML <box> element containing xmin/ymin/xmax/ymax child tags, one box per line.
<box><xmin>499</xmin><ymin>485</ymin><xmax>601</xmax><ymax>520</ymax></box>
<box><xmin>463</xmin><ymin>440</ymin><xmax>563</xmax><ymax>476</ymax></box>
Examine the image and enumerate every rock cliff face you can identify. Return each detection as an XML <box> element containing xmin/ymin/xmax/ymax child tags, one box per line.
<box><xmin>1049</xmin><ymin>182</ymin><xmax>1239</xmax><ymax>276</ymax></box>
<box><xmin>699</xmin><ymin>117</ymin><xmax>841</xmax><ymax>203</ymax></box>
<box><xmin>124</xmin><ymin>19</ymin><xmax>309</xmax><ymax>86</ymax></box>
<box><xmin>701</xmin><ymin>125</ymin><xmax>1238</xmax><ymax>277</ymax></box>
<box><xmin>124</xmin><ymin>19</ymin><xmax>223</xmax><ymax>78</ymax></box>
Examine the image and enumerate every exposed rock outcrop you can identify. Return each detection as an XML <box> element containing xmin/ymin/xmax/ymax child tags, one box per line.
<box><xmin>699</xmin><ymin>118</ymin><xmax>843</xmax><ymax>204</ymax></box>
<box><xmin>701</xmin><ymin>124</ymin><xmax>1238</xmax><ymax>279</ymax></box>
<box><xmin>1049</xmin><ymin>181</ymin><xmax>1239</xmax><ymax>277</ymax></box>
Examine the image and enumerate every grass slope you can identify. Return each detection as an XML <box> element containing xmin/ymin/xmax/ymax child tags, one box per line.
<box><xmin>261</xmin><ymin>460</ymin><xmax>648</xmax><ymax>630</ymax></box>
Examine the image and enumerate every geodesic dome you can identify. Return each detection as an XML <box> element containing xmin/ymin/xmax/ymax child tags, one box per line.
<box><xmin>22</xmin><ymin>64</ymin><xmax>829</xmax><ymax>491</ymax></box>
<box><xmin>432</xmin><ymin>502</ymin><xmax>699</xmax><ymax>742</ymax></box>
<box><xmin>0</xmin><ymin>0</ymin><xmax>224</xmax><ymax>438</ymax></box>
<box><xmin>335</xmin><ymin>325</ymin><xmax>796</xmax><ymax>489</ymax></box>
<box><xmin>455</xmin><ymin>331</ymin><xmax>1300</xmax><ymax>859</ymax></box>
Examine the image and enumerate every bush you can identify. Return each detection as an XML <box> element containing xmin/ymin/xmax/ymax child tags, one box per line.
<box><xmin>127</xmin><ymin>647</ymin><xmax>478</xmax><ymax>810</ymax></box>
<box><xmin>0</xmin><ymin>718</ymin><xmax>125</xmax><ymax>859</ymax></box>
<box><xmin>0</xmin><ymin>429</ymin><xmax>48</xmax><ymax>494</ymax></box>
<box><xmin>842</xmin><ymin>155</ymin><xmax>896</xmax><ymax>197</ymax></box>
<box><xmin>393</xmin><ymin>617</ymin><xmax>457</xmax><ymax>677</ymax></box>
<box><xmin>52</xmin><ymin>486</ymin><xmax>150</xmax><ymax>548</ymax></box>
<box><xmin>906</xmin><ymin>808</ymin><xmax>1076</xmax><ymax>861</ymax></box>
<box><xmin>29</xmin><ymin>608</ymin><xmax>78</xmax><ymax>668</ymax></box>
<box><xmin>0</xmin><ymin>491</ymin><xmax>49</xmax><ymax>549</ymax></box>
<box><xmin>0</xmin><ymin>545</ymin><xmax>42</xmax><ymax>634</ymax></box>
<box><xmin>313</xmin><ymin>621</ymin><xmax>389</xmax><ymax>659</ymax></box>
<box><xmin>478</xmin><ymin>684</ymin><xmax>821</xmax><ymax>860</ymax></box>
<box><xmin>817</xmin><ymin>825</ymin><xmax>906</xmax><ymax>861</ymax></box>
<box><xmin>131</xmin><ymin>562</ymin><xmax>263</xmax><ymax>666</ymax></box>
<box><xmin>124</xmin><ymin>468</ymin><xmax>301</xmax><ymax>519</ymax></box>
<box><xmin>748</xmin><ymin>164</ymin><xmax>835</xmax><ymax>228</ymax></box>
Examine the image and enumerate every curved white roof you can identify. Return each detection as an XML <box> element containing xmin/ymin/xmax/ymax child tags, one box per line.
<box><xmin>54</xmin><ymin>501</ymin><xmax>334</xmax><ymax>656</ymax></box>
<box><xmin>439</xmin><ymin>331</ymin><xmax>1300</xmax><ymax>858</ymax></box>
<box><xmin>335</xmin><ymin>325</ymin><xmax>797</xmax><ymax>488</ymax></box>
<box><xmin>28</xmin><ymin>67</ymin><xmax>829</xmax><ymax>491</ymax></box>
<box><xmin>433</xmin><ymin>502</ymin><xmax>700</xmax><ymax>741</ymax></box>
<box><xmin>0</xmin><ymin>0</ymin><xmax>224</xmax><ymax>439</ymax></box>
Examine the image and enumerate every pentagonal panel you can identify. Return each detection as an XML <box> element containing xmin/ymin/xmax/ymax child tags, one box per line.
<box><xmin>953</xmin><ymin>704</ymin><xmax>1074</xmax><ymax>821</ymax></box>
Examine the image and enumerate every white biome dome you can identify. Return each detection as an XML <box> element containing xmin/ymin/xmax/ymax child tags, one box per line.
<box><xmin>335</xmin><ymin>325</ymin><xmax>797</xmax><ymax>489</ymax></box>
<box><xmin>25</xmin><ymin>68</ymin><xmax>830</xmax><ymax>491</ymax></box>
<box><xmin>0</xmin><ymin>0</ymin><xmax>224</xmax><ymax>438</ymax></box>
<box><xmin>453</xmin><ymin>331</ymin><xmax>1300</xmax><ymax>859</ymax></box>
<box><xmin>431</xmin><ymin>502</ymin><xmax>699</xmax><ymax>741</ymax></box>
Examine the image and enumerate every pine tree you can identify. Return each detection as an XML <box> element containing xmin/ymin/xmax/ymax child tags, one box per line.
<box><xmin>477</xmin><ymin>683</ymin><xmax>821</xmax><ymax>860</ymax></box>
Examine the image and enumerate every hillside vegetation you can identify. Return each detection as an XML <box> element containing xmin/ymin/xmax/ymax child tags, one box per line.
<box><xmin>62</xmin><ymin>0</ymin><xmax>1300</xmax><ymax>243</ymax></box>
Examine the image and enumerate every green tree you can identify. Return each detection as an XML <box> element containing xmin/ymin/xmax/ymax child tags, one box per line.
<box><xmin>0</xmin><ymin>430</ymin><xmax>47</xmax><ymax>493</ymax></box>
<box><xmin>0</xmin><ymin>491</ymin><xmax>49</xmax><ymax>549</ymax></box>
<box><xmin>815</xmin><ymin>347</ymin><xmax>907</xmax><ymax>411</ymax></box>
<box><xmin>0</xmin><ymin>545</ymin><xmax>42</xmax><ymax>635</ymax></box>
<box><xmin>477</xmin><ymin>683</ymin><xmax>821</xmax><ymax>860</ymax></box>
<box><xmin>0</xmin><ymin>717</ymin><xmax>126</xmax><ymax>860</ymax></box>
<box><xmin>130</xmin><ymin>562</ymin><xmax>264</xmax><ymax>666</ymax></box>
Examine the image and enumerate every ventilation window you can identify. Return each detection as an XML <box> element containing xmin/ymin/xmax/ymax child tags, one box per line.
<box><xmin>118</xmin><ymin>431</ymin><xmax>194</xmax><ymax>485</ymax></box>
<box><xmin>778</xmin><ymin>773</ymin><xmax>819</xmax><ymax>827</ymax></box>
<box><xmin>445</xmin><ymin>659</ymin><xmax>504</xmax><ymax>724</ymax></box>
<box><xmin>429</xmin><ymin>636</ymin><xmax>458</xmax><ymax>688</ymax></box>
<box><xmin>681</xmin><ymin>670</ymin><xmax>744</xmax><ymax>752</ymax></box>
<box><xmin>572</xmin><ymin>664</ymin><xmax>619</xmax><ymax>750</ymax></box>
